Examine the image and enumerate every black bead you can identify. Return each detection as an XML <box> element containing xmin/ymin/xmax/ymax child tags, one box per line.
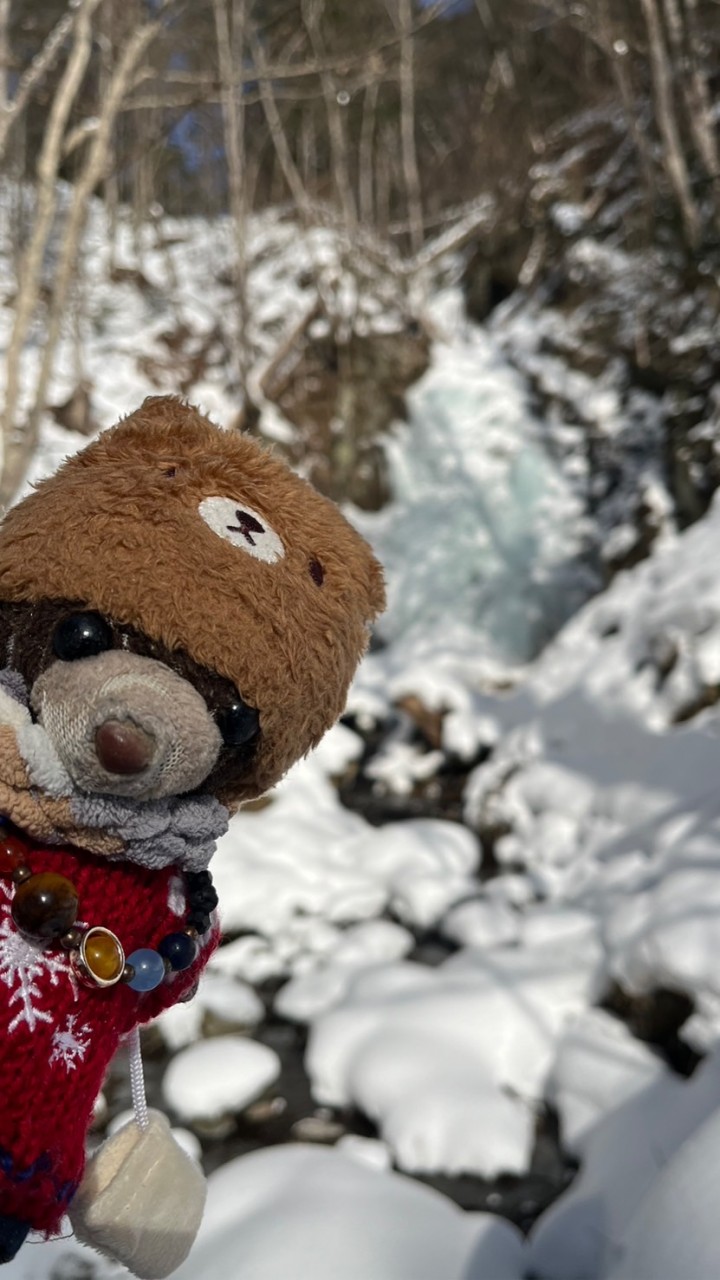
<box><xmin>215</xmin><ymin>697</ymin><xmax>259</xmax><ymax>747</ymax></box>
<box><xmin>187</xmin><ymin>911</ymin><xmax>211</xmax><ymax>935</ymax></box>
<box><xmin>158</xmin><ymin>931</ymin><xmax>199</xmax><ymax>971</ymax></box>
<box><xmin>186</xmin><ymin>871</ymin><xmax>218</xmax><ymax>915</ymax></box>
<box><xmin>187</xmin><ymin>870</ymin><xmax>212</xmax><ymax>889</ymax></box>
<box><xmin>188</xmin><ymin>886</ymin><xmax>217</xmax><ymax>911</ymax></box>
<box><xmin>53</xmin><ymin>613</ymin><xmax>113</xmax><ymax>662</ymax></box>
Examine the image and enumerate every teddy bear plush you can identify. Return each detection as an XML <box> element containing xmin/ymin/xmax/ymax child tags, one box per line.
<box><xmin>0</xmin><ymin>395</ymin><xmax>384</xmax><ymax>1274</ymax></box>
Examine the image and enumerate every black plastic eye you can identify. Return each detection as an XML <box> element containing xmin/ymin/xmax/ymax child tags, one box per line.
<box><xmin>216</xmin><ymin>698</ymin><xmax>260</xmax><ymax>747</ymax></box>
<box><xmin>52</xmin><ymin>612</ymin><xmax>114</xmax><ymax>662</ymax></box>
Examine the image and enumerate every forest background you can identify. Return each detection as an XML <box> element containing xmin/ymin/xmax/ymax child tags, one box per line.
<box><xmin>2</xmin><ymin>0</ymin><xmax>720</xmax><ymax>514</ymax></box>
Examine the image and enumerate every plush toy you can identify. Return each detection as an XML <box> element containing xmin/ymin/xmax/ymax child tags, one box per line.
<box><xmin>0</xmin><ymin>396</ymin><xmax>384</xmax><ymax>1275</ymax></box>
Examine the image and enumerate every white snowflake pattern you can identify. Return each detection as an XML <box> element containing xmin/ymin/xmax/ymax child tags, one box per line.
<box><xmin>167</xmin><ymin>874</ymin><xmax>186</xmax><ymax>918</ymax></box>
<box><xmin>0</xmin><ymin>881</ymin><xmax>78</xmax><ymax>1033</ymax></box>
<box><xmin>50</xmin><ymin>1013</ymin><xmax>91</xmax><ymax>1071</ymax></box>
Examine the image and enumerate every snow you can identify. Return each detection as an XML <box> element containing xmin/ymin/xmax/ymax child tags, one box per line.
<box><xmin>7</xmin><ymin>198</ymin><xmax>720</xmax><ymax>1277</ymax></box>
<box><xmin>155</xmin><ymin>970</ymin><xmax>265</xmax><ymax>1050</ymax></box>
<box><xmin>210</xmin><ymin>754</ymin><xmax>480</xmax><ymax>943</ymax></box>
<box><xmin>440</xmin><ymin>896</ymin><xmax>521</xmax><ymax>948</ymax></box>
<box><xmin>304</xmin><ymin>925</ymin><xmax>601</xmax><ymax>1177</ymax></box>
<box><xmin>162</xmin><ymin>1036</ymin><xmax>281</xmax><ymax>1123</ymax></box>
<box><xmin>528</xmin><ymin>1047</ymin><xmax>720</xmax><ymax>1280</ymax></box>
<box><xmin>353</xmin><ymin>330</ymin><xmax>594</xmax><ymax>666</ymax></box>
<box><xmin>171</xmin><ymin>1145</ymin><xmax>525</xmax><ymax>1280</ymax></box>
<box><xmin>605</xmin><ymin>1105</ymin><xmax>720</xmax><ymax>1280</ymax></box>
<box><xmin>547</xmin><ymin>1008</ymin><xmax>669</xmax><ymax>1155</ymax></box>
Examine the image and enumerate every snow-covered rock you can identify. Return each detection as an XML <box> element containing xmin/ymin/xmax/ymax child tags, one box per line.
<box><xmin>163</xmin><ymin>1036</ymin><xmax>280</xmax><ymax>1123</ymax></box>
<box><xmin>172</xmin><ymin>1144</ymin><xmax>526</xmax><ymax>1280</ymax></box>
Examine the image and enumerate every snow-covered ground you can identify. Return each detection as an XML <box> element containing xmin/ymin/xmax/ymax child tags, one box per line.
<box><xmin>2</xmin><ymin>198</ymin><xmax>720</xmax><ymax>1278</ymax></box>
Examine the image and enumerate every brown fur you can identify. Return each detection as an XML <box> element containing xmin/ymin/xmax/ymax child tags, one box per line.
<box><xmin>0</xmin><ymin>397</ymin><xmax>385</xmax><ymax>807</ymax></box>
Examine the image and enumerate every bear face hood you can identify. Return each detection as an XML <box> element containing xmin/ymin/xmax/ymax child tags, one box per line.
<box><xmin>0</xmin><ymin>397</ymin><xmax>385</xmax><ymax>832</ymax></box>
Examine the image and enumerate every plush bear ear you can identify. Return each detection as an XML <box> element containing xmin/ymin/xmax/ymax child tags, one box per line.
<box><xmin>107</xmin><ymin>395</ymin><xmax>223</xmax><ymax>457</ymax></box>
<box><xmin>134</xmin><ymin>395</ymin><xmax>209</xmax><ymax>433</ymax></box>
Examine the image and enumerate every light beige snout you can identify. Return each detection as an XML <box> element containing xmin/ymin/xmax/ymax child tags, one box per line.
<box><xmin>31</xmin><ymin>650</ymin><xmax>222</xmax><ymax>800</ymax></box>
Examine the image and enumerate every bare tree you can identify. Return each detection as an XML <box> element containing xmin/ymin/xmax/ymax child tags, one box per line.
<box><xmin>213</xmin><ymin>0</ymin><xmax>251</xmax><ymax>384</ymax></box>
<box><xmin>22</xmin><ymin>12</ymin><xmax>171</xmax><ymax>474</ymax></box>
<box><xmin>639</xmin><ymin>0</ymin><xmax>701</xmax><ymax>247</ymax></box>
<box><xmin>248</xmin><ymin>21</ymin><xmax>314</xmax><ymax>221</ymax></box>
<box><xmin>394</xmin><ymin>0</ymin><xmax>424</xmax><ymax>254</ymax></box>
<box><xmin>0</xmin><ymin>0</ymin><xmax>10</xmax><ymax>116</ymax></box>
<box><xmin>359</xmin><ymin>78</ymin><xmax>380</xmax><ymax>225</ymax></box>
<box><xmin>301</xmin><ymin>0</ymin><xmax>358</xmax><ymax>231</ymax></box>
<box><xmin>660</xmin><ymin>0</ymin><xmax>720</xmax><ymax>224</ymax></box>
<box><xmin>0</xmin><ymin>3</ymin><xmax>81</xmax><ymax>163</ymax></box>
<box><xmin>1</xmin><ymin>0</ymin><xmax>104</xmax><ymax>505</ymax></box>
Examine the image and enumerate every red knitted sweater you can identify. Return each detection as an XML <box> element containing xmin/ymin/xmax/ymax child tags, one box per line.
<box><xmin>0</xmin><ymin>837</ymin><xmax>214</xmax><ymax>1235</ymax></box>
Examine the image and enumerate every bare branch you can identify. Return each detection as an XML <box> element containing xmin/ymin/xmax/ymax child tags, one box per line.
<box><xmin>0</xmin><ymin>4</ymin><xmax>79</xmax><ymax>162</ymax></box>
<box><xmin>301</xmin><ymin>0</ymin><xmax>357</xmax><ymax>229</ymax></box>
<box><xmin>24</xmin><ymin>13</ymin><xmax>169</xmax><ymax>463</ymax></box>
<box><xmin>213</xmin><ymin>0</ymin><xmax>250</xmax><ymax>383</ymax></box>
<box><xmin>639</xmin><ymin>0</ymin><xmax>701</xmax><ymax>247</ymax></box>
<box><xmin>359</xmin><ymin>79</ymin><xmax>380</xmax><ymax>225</ymax></box>
<box><xmin>1</xmin><ymin>0</ymin><xmax>104</xmax><ymax>505</ymax></box>
<box><xmin>395</xmin><ymin>0</ymin><xmax>424</xmax><ymax>253</ymax></box>
<box><xmin>0</xmin><ymin>0</ymin><xmax>10</xmax><ymax>115</ymax></box>
<box><xmin>247</xmin><ymin>21</ymin><xmax>314</xmax><ymax>221</ymax></box>
<box><xmin>662</xmin><ymin>0</ymin><xmax>720</xmax><ymax>217</ymax></box>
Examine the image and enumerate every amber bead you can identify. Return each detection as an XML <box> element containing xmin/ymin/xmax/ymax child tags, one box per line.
<box><xmin>11</xmin><ymin>873</ymin><xmax>79</xmax><ymax>940</ymax></box>
<box><xmin>0</xmin><ymin>835</ymin><xmax>27</xmax><ymax>874</ymax></box>
<box><xmin>82</xmin><ymin>928</ymin><xmax>125</xmax><ymax>985</ymax></box>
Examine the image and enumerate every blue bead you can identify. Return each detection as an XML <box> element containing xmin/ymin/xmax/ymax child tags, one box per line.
<box><xmin>126</xmin><ymin>948</ymin><xmax>166</xmax><ymax>992</ymax></box>
<box><xmin>157</xmin><ymin>931</ymin><xmax>198</xmax><ymax>972</ymax></box>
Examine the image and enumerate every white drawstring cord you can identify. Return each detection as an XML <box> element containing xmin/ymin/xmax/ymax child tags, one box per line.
<box><xmin>128</xmin><ymin>1025</ymin><xmax>150</xmax><ymax>1131</ymax></box>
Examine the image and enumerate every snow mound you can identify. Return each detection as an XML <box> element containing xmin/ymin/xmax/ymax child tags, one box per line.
<box><xmin>163</xmin><ymin>1036</ymin><xmax>280</xmax><ymax>1122</ymax></box>
<box><xmin>528</xmin><ymin>1047</ymin><xmax>720</xmax><ymax>1280</ymax></box>
<box><xmin>172</xmin><ymin>1144</ymin><xmax>525</xmax><ymax>1280</ymax></box>
<box><xmin>306</xmin><ymin>926</ymin><xmax>602</xmax><ymax>1177</ymax></box>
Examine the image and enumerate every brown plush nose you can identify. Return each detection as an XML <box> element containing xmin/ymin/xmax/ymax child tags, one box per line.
<box><xmin>94</xmin><ymin>720</ymin><xmax>154</xmax><ymax>775</ymax></box>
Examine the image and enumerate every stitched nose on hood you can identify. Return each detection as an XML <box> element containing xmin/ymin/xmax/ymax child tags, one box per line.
<box><xmin>31</xmin><ymin>650</ymin><xmax>222</xmax><ymax>800</ymax></box>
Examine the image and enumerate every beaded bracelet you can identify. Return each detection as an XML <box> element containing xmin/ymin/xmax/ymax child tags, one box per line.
<box><xmin>0</xmin><ymin>829</ymin><xmax>217</xmax><ymax>993</ymax></box>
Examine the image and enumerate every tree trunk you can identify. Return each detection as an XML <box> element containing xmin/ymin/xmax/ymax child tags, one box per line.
<box><xmin>396</xmin><ymin>0</ymin><xmax>423</xmax><ymax>254</ymax></box>
<box><xmin>248</xmin><ymin>22</ymin><xmax>313</xmax><ymax>222</ymax></box>
<box><xmin>15</xmin><ymin>15</ymin><xmax>163</xmax><ymax>505</ymax></box>
<box><xmin>0</xmin><ymin>0</ymin><xmax>103</xmax><ymax>508</ymax></box>
<box><xmin>0</xmin><ymin>3</ymin><xmax>80</xmax><ymax>163</ymax></box>
<box><xmin>301</xmin><ymin>0</ymin><xmax>357</xmax><ymax>231</ymax></box>
<box><xmin>639</xmin><ymin>0</ymin><xmax>701</xmax><ymax>248</ymax></box>
<box><xmin>663</xmin><ymin>0</ymin><xmax>720</xmax><ymax>227</ymax></box>
<box><xmin>212</xmin><ymin>0</ymin><xmax>250</xmax><ymax>385</ymax></box>
<box><xmin>359</xmin><ymin>79</ymin><xmax>379</xmax><ymax>227</ymax></box>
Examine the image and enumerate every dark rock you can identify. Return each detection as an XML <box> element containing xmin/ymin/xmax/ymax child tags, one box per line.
<box><xmin>463</xmin><ymin>231</ymin><xmax>530</xmax><ymax>322</ymax></box>
<box><xmin>601</xmin><ymin>982</ymin><xmax>700</xmax><ymax>1077</ymax></box>
<box><xmin>338</xmin><ymin>708</ymin><xmax>489</xmax><ymax>829</ymax></box>
<box><xmin>136</xmin><ymin>322</ymin><xmax>226</xmax><ymax>395</ymax></box>
<box><xmin>257</xmin><ymin>321</ymin><xmax>430</xmax><ymax>511</ymax></box>
<box><xmin>411</xmin><ymin>1107</ymin><xmax>577</xmax><ymax>1233</ymax></box>
<box><xmin>49</xmin><ymin>381</ymin><xmax>96</xmax><ymax>436</ymax></box>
